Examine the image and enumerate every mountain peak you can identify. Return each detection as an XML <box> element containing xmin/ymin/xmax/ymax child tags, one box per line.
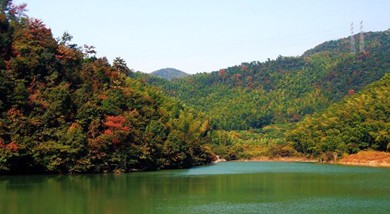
<box><xmin>151</xmin><ymin>68</ymin><xmax>189</xmax><ymax>80</ymax></box>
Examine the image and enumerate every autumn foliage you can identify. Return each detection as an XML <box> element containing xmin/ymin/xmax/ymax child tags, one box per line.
<box><xmin>0</xmin><ymin>2</ymin><xmax>213</xmax><ymax>174</ymax></box>
<box><xmin>104</xmin><ymin>115</ymin><xmax>130</xmax><ymax>132</ymax></box>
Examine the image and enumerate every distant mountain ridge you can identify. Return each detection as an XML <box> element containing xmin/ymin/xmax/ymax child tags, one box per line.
<box><xmin>151</xmin><ymin>68</ymin><xmax>189</xmax><ymax>80</ymax></box>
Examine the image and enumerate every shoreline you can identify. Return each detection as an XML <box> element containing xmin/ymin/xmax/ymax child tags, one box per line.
<box><xmin>245</xmin><ymin>156</ymin><xmax>317</xmax><ymax>163</ymax></box>
<box><xmin>231</xmin><ymin>152</ymin><xmax>390</xmax><ymax>168</ymax></box>
<box><xmin>336</xmin><ymin>161</ymin><xmax>390</xmax><ymax>167</ymax></box>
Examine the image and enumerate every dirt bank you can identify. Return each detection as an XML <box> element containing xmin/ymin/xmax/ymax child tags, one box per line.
<box><xmin>339</xmin><ymin>151</ymin><xmax>390</xmax><ymax>167</ymax></box>
<box><xmin>240</xmin><ymin>151</ymin><xmax>390</xmax><ymax>168</ymax></box>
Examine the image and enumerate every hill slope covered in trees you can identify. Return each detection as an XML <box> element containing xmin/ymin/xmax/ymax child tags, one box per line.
<box><xmin>145</xmin><ymin>30</ymin><xmax>389</xmax><ymax>131</ymax></box>
<box><xmin>0</xmin><ymin>2</ymin><xmax>213</xmax><ymax>174</ymax></box>
<box><xmin>139</xmin><ymin>30</ymin><xmax>389</xmax><ymax>160</ymax></box>
<box><xmin>287</xmin><ymin>73</ymin><xmax>389</xmax><ymax>161</ymax></box>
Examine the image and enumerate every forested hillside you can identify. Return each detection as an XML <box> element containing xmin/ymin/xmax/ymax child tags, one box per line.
<box><xmin>144</xmin><ymin>30</ymin><xmax>389</xmax><ymax>131</ymax></box>
<box><xmin>137</xmin><ymin>30</ymin><xmax>389</xmax><ymax>160</ymax></box>
<box><xmin>0</xmin><ymin>2</ymin><xmax>213</xmax><ymax>174</ymax></box>
<box><xmin>287</xmin><ymin>74</ymin><xmax>389</xmax><ymax>161</ymax></box>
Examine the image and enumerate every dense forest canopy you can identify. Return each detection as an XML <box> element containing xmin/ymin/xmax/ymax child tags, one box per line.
<box><xmin>287</xmin><ymin>74</ymin><xmax>389</xmax><ymax>160</ymax></box>
<box><xmin>0</xmin><ymin>1</ymin><xmax>213</xmax><ymax>174</ymax></box>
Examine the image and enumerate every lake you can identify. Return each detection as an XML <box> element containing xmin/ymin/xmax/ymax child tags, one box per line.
<box><xmin>1</xmin><ymin>162</ymin><xmax>390</xmax><ymax>214</ymax></box>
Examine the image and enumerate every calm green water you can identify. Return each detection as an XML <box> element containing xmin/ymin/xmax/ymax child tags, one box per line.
<box><xmin>1</xmin><ymin>162</ymin><xmax>390</xmax><ymax>214</ymax></box>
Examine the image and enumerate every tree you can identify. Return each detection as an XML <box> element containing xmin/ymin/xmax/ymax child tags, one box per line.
<box><xmin>113</xmin><ymin>57</ymin><xmax>132</xmax><ymax>75</ymax></box>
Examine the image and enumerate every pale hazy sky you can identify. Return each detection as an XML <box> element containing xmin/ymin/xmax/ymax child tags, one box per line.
<box><xmin>14</xmin><ymin>0</ymin><xmax>390</xmax><ymax>74</ymax></box>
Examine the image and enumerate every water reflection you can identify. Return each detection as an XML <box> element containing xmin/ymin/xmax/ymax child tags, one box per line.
<box><xmin>1</xmin><ymin>162</ymin><xmax>390</xmax><ymax>214</ymax></box>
